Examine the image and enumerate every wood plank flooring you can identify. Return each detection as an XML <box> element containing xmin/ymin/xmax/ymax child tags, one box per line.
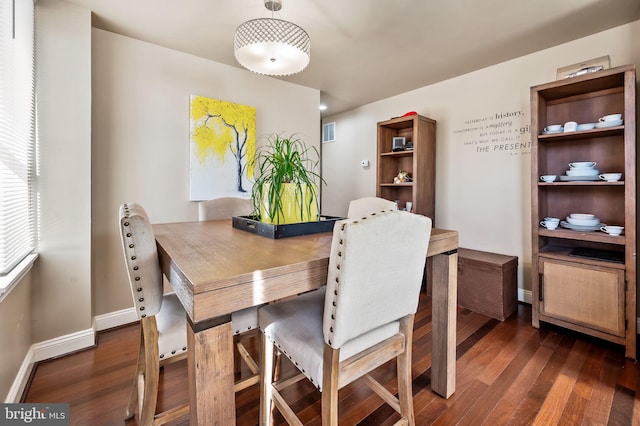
<box><xmin>23</xmin><ymin>294</ymin><xmax>640</xmax><ymax>425</ymax></box>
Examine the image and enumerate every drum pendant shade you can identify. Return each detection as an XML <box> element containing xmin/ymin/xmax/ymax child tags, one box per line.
<box><xmin>234</xmin><ymin>1</ymin><xmax>310</xmax><ymax>76</ymax></box>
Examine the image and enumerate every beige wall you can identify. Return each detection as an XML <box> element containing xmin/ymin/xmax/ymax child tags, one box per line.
<box><xmin>32</xmin><ymin>0</ymin><xmax>93</xmax><ymax>342</ymax></box>
<box><xmin>0</xmin><ymin>272</ymin><xmax>31</xmax><ymax>401</ymax></box>
<box><xmin>322</xmin><ymin>20</ymin><xmax>640</xmax><ymax>303</ymax></box>
<box><xmin>90</xmin><ymin>29</ymin><xmax>320</xmax><ymax>316</ymax></box>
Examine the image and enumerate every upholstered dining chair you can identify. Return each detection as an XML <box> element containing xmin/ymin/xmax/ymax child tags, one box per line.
<box><xmin>198</xmin><ymin>196</ymin><xmax>253</xmax><ymax>221</ymax></box>
<box><xmin>120</xmin><ymin>203</ymin><xmax>189</xmax><ymax>426</ymax></box>
<box><xmin>198</xmin><ymin>196</ymin><xmax>261</xmax><ymax>391</ymax></box>
<box><xmin>258</xmin><ymin>209</ymin><xmax>432</xmax><ymax>425</ymax></box>
<box><xmin>347</xmin><ymin>196</ymin><xmax>397</xmax><ymax>218</ymax></box>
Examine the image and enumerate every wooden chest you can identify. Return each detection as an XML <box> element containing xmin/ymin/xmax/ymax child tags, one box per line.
<box><xmin>457</xmin><ymin>248</ymin><xmax>518</xmax><ymax>321</ymax></box>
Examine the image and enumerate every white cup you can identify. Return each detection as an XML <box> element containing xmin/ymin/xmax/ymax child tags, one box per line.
<box><xmin>598</xmin><ymin>173</ymin><xmax>622</xmax><ymax>182</ymax></box>
<box><xmin>405</xmin><ymin>201</ymin><xmax>412</xmax><ymax>212</ymax></box>
<box><xmin>544</xmin><ymin>217</ymin><xmax>560</xmax><ymax>222</ymax></box>
<box><xmin>600</xmin><ymin>225</ymin><xmax>623</xmax><ymax>236</ymax></box>
<box><xmin>544</xmin><ymin>124</ymin><xmax>562</xmax><ymax>132</ymax></box>
<box><xmin>599</xmin><ymin>114</ymin><xmax>622</xmax><ymax>122</ymax></box>
<box><xmin>540</xmin><ymin>175</ymin><xmax>556</xmax><ymax>182</ymax></box>
<box><xmin>540</xmin><ymin>220</ymin><xmax>559</xmax><ymax>230</ymax></box>
<box><xmin>563</xmin><ymin>121</ymin><xmax>578</xmax><ymax>132</ymax></box>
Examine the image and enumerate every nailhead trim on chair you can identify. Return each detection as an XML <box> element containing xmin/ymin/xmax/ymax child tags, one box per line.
<box><xmin>122</xmin><ymin>206</ymin><xmax>148</xmax><ymax>320</ymax></box>
<box><xmin>327</xmin><ymin>216</ymin><xmax>349</xmax><ymax>347</ymax></box>
<box><xmin>122</xmin><ymin>203</ymin><xmax>187</xmax><ymax>360</ymax></box>
<box><xmin>325</xmin><ymin>210</ymin><xmax>391</xmax><ymax>347</ymax></box>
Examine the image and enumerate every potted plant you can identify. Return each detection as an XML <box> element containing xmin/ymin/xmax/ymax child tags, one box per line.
<box><xmin>251</xmin><ymin>133</ymin><xmax>324</xmax><ymax>225</ymax></box>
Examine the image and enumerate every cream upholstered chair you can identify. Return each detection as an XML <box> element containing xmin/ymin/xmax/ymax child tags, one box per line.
<box><xmin>259</xmin><ymin>209</ymin><xmax>432</xmax><ymax>425</ymax></box>
<box><xmin>120</xmin><ymin>203</ymin><xmax>189</xmax><ymax>426</ymax></box>
<box><xmin>347</xmin><ymin>196</ymin><xmax>397</xmax><ymax>218</ymax></box>
<box><xmin>198</xmin><ymin>196</ymin><xmax>253</xmax><ymax>221</ymax></box>
<box><xmin>198</xmin><ymin>196</ymin><xmax>261</xmax><ymax>391</ymax></box>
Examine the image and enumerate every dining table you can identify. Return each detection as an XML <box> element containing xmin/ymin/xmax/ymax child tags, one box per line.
<box><xmin>154</xmin><ymin>218</ymin><xmax>458</xmax><ymax>425</ymax></box>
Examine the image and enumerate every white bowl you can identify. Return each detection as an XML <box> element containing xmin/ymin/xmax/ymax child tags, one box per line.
<box><xmin>566</xmin><ymin>216</ymin><xmax>600</xmax><ymax>226</ymax></box>
<box><xmin>595</xmin><ymin>119</ymin><xmax>623</xmax><ymax>128</ymax></box>
<box><xmin>570</xmin><ymin>213</ymin><xmax>595</xmax><ymax>219</ymax></box>
<box><xmin>569</xmin><ymin>161</ymin><xmax>597</xmax><ymax>169</ymax></box>
<box><xmin>566</xmin><ymin>169</ymin><xmax>599</xmax><ymax>176</ymax></box>
<box><xmin>600</xmin><ymin>114</ymin><xmax>622</xmax><ymax>121</ymax></box>
<box><xmin>576</xmin><ymin>123</ymin><xmax>596</xmax><ymax>131</ymax></box>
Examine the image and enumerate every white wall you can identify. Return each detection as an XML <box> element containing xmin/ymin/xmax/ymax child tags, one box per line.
<box><xmin>91</xmin><ymin>29</ymin><xmax>320</xmax><ymax>316</ymax></box>
<box><xmin>32</xmin><ymin>0</ymin><xmax>93</xmax><ymax>342</ymax></box>
<box><xmin>322</xmin><ymin>21</ymin><xmax>640</xmax><ymax>302</ymax></box>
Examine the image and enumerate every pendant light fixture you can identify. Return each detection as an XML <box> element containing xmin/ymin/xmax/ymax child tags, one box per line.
<box><xmin>234</xmin><ymin>0</ymin><xmax>310</xmax><ymax>76</ymax></box>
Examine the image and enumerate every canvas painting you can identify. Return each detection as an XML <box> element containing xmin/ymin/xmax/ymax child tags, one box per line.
<box><xmin>189</xmin><ymin>95</ymin><xmax>256</xmax><ymax>201</ymax></box>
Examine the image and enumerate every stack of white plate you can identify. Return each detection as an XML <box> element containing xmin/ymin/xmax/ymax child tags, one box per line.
<box><xmin>561</xmin><ymin>213</ymin><xmax>603</xmax><ymax>232</ymax></box>
<box><xmin>562</xmin><ymin>161</ymin><xmax>599</xmax><ymax>181</ymax></box>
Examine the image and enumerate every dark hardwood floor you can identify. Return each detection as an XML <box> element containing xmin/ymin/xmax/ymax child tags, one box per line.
<box><xmin>23</xmin><ymin>293</ymin><xmax>640</xmax><ymax>425</ymax></box>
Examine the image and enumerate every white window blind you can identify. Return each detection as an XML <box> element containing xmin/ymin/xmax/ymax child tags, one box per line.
<box><xmin>0</xmin><ymin>0</ymin><xmax>36</xmax><ymax>275</ymax></box>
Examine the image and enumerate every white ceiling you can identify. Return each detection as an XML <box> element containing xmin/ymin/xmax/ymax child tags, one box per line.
<box><xmin>63</xmin><ymin>0</ymin><xmax>640</xmax><ymax>117</ymax></box>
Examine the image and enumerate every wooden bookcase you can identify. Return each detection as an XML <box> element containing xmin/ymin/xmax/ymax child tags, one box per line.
<box><xmin>376</xmin><ymin>114</ymin><xmax>436</xmax><ymax>222</ymax></box>
<box><xmin>530</xmin><ymin>64</ymin><xmax>636</xmax><ymax>358</ymax></box>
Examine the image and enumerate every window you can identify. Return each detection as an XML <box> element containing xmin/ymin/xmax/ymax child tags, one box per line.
<box><xmin>0</xmin><ymin>0</ymin><xmax>36</xmax><ymax>276</ymax></box>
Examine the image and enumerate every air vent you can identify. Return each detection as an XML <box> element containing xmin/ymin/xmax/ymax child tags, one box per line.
<box><xmin>322</xmin><ymin>122</ymin><xmax>335</xmax><ymax>143</ymax></box>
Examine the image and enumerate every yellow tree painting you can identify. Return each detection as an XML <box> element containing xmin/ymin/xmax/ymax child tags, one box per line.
<box><xmin>189</xmin><ymin>95</ymin><xmax>256</xmax><ymax>200</ymax></box>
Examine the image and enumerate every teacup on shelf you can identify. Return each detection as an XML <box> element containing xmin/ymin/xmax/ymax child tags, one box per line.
<box><xmin>543</xmin><ymin>124</ymin><xmax>562</xmax><ymax>133</ymax></box>
<box><xmin>598</xmin><ymin>173</ymin><xmax>622</xmax><ymax>182</ymax></box>
<box><xmin>599</xmin><ymin>114</ymin><xmax>622</xmax><ymax>122</ymax></box>
<box><xmin>540</xmin><ymin>218</ymin><xmax>560</xmax><ymax>230</ymax></box>
<box><xmin>600</xmin><ymin>225</ymin><xmax>623</xmax><ymax>236</ymax></box>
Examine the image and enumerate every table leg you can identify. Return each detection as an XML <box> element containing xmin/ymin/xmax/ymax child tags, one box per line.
<box><xmin>187</xmin><ymin>319</ymin><xmax>235</xmax><ymax>425</ymax></box>
<box><xmin>430</xmin><ymin>250</ymin><xmax>457</xmax><ymax>398</ymax></box>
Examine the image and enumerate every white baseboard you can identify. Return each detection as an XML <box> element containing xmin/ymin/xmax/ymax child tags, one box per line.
<box><xmin>93</xmin><ymin>306</ymin><xmax>137</xmax><ymax>331</ymax></box>
<box><xmin>4</xmin><ymin>346</ymin><xmax>35</xmax><ymax>403</ymax></box>
<box><xmin>518</xmin><ymin>288</ymin><xmax>533</xmax><ymax>305</ymax></box>
<box><xmin>6</xmin><ymin>308</ymin><xmax>137</xmax><ymax>403</ymax></box>
<box><xmin>32</xmin><ymin>327</ymin><xmax>96</xmax><ymax>363</ymax></box>
<box><xmin>7</xmin><ymin>327</ymin><xmax>96</xmax><ymax>403</ymax></box>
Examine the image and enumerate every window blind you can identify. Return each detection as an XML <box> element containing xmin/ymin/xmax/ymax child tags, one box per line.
<box><xmin>0</xmin><ymin>0</ymin><xmax>36</xmax><ymax>275</ymax></box>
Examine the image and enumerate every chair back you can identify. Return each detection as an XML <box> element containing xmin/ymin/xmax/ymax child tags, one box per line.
<box><xmin>347</xmin><ymin>197</ymin><xmax>397</xmax><ymax>218</ymax></box>
<box><xmin>198</xmin><ymin>197</ymin><xmax>252</xmax><ymax>221</ymax></box>
<box><xmin>119</xmin><ymin>203</ymin><xmax>163</xmax><ymax>319</ymax></box>
<box><xmin>323</xmin><ymin>210</ymin><xmax>431</xmax><ymax>348</ymax></box>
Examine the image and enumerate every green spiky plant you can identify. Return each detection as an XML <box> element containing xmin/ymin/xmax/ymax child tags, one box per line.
<box><xmin>250</xmin><ymin>133</ymin><xmax>324</xmax><ymax>224</ymax></box>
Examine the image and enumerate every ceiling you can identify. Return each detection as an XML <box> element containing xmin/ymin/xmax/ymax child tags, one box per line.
<box><xmin>63</xmin><ymin>0</ymin><xmax>640</xmax><ymax>117</ymax></box>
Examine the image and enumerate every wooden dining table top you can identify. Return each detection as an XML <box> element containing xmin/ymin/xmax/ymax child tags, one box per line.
<box><xmin>154</xmin><ymin>219</ymin><xmax>458</xmax><ymax>324</ymax></box>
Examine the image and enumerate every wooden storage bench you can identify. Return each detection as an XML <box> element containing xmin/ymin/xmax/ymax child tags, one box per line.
<box><xmin>457</xmin><ymin>248</ymin><xmax>518</xmax><ymax>321</ymax></box>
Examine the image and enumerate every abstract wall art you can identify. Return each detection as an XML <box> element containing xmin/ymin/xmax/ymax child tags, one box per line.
<box><xmin>189</xmin><ymin>95</ymin><xmax>256</xmax><ymax>200</ymax></box>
